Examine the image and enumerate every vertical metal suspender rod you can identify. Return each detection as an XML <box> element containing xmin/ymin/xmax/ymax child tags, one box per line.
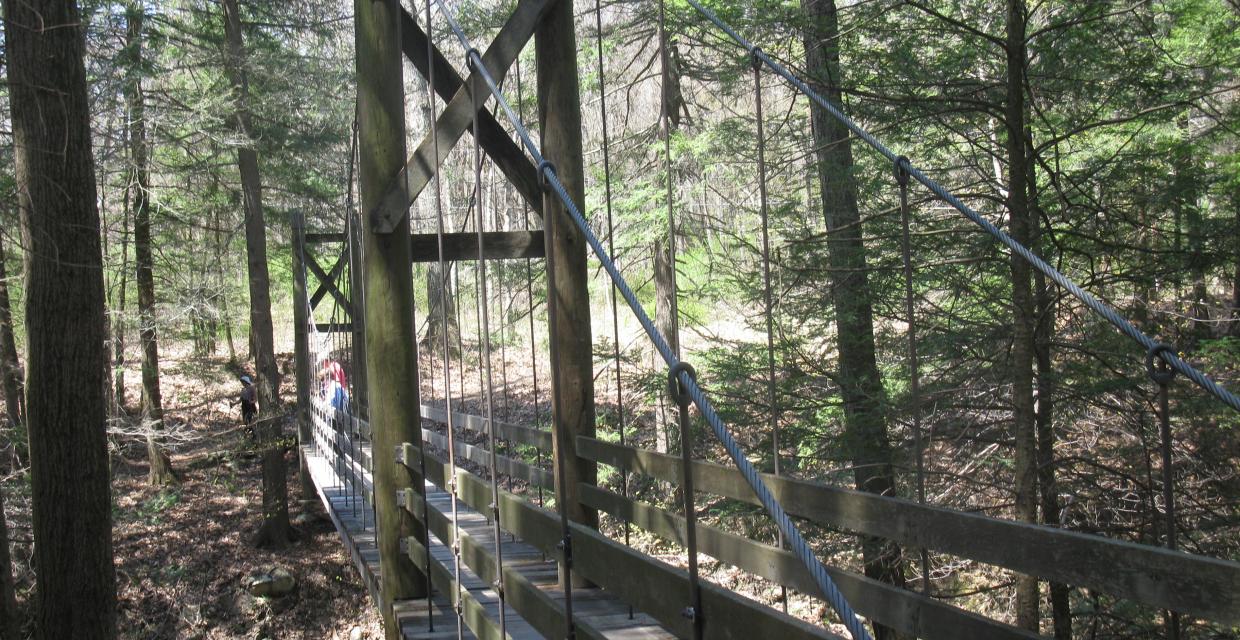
<box><xmin>896</xmin><ymin>156</ymin><xmax>931</xmax><ymax>594</ymax></box>
<box><xmin>429</xmin><ymin>2</ymin><xmax>872</xmax><ymax>636</ymax></box>
<box><xmin>424</xmin><ymin>1</ymin><xmax>464</xmax><ymax>635</ymax></box>
<box><xmin>470</xmin><ymin>57</ymin><xmax>508</xmax><ymax>636</ymax></box>
<box><xmin>594</xmin><ymin>0</ymin><xmax>630</xmax><ymax>562</ymax></box>
<box><xmin>515</xmin><ymin>54</ymin><xmax>545</xmax><ymax>510</ymax></box>
<box><xmin>750</xmin><ymin>50</ymin><xmax>788</xmax><ymax>614</ymax></box>
<box><xmin>1147</xmin><ymin>344</ymin><xmax>1179</xmax><ymax>639</ymax></box>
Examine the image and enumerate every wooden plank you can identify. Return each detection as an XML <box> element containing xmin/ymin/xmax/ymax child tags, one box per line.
<box><xmin>409</xmin><ymin>231</ymin><xmax>544</xmax><ymax>263</ymax></box>
<box><xmin>419</xmin><ymin>404</ymin><xmax>551</xmax><ymax>450</ymax></box>
<box><xmin>421</xmin><ymin>429</ymin><xmax>553</xmax><ymax>489</ymax></box>
<box><xmin>578</xmin><ymin>436</ymin><xmax>1240</xmax><ymax>624</ymax></box>
<box><xmin>580</xmin><ymin>485</ymin><xmax>1040</xmax><ymax>640</ymax></box>
<box><xmin>397</xmin><ymin>7</ymin><xmax>543</xmax><ymax>223</ymax></box>
<box><xmin>306</xmin><ymin>231</ymin><xmax>345</xmax><ymax>244</ymax></box>
<box><xmin>315</xmin><ymin>322</ymin><xmax>354</xmax><ymax>333</ymax></box>
<box><xmin>376</xmin><ymin>0</ymin><xmax>554</xmax><ymax>231</ymax></box>
<box><xmin>424</xmin><ymin>454</ymin><xmax>838</xmax><ymax>640</ymax></box>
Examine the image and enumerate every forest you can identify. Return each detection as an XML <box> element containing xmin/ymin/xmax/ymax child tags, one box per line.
<box><xmin>1</xmin><ymin>0</ymin><xmax>1238</xmax><ymax>639</ymax></box>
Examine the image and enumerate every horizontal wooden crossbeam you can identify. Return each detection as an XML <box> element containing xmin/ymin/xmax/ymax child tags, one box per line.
<box><xmin>306</xmin><ymin>232</ymin><xmax>345</xmax><ymax>244</ymax></box>
<box><xmin>373</xmin><ymin>1</ymin><xmax>553</xmax><ymax>232</ymax></box>
<box><xmin>315</xmin><ymin>322</ymin><xmax>353</xmax><ymax>333</ymax></box>
<box><xmin>409</xmin><ymin>230</ymin><xmax>544</xmax><ymax>263</ymax></box>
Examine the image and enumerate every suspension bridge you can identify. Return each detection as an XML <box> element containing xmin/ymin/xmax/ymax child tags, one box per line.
<box><xmin>287</xmin><ymin>1</ymin><xmax>1240</xmax><ymax>639</ymax></box>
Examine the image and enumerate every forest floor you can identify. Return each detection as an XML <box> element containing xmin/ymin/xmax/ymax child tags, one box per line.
<box><xmin>5</xmin><ymin>345</ymin><xmax>383</xmax><ymax>640</ymax></box>
<box><xmin>108</xmin><ymin>349</ymin><xmax>383</xmax><ymax>640</ymax></box>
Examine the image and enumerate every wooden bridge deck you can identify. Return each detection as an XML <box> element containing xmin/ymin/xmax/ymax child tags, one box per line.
<box><xmin>303</xmin><ymin>440</ymin><xmax>674</xmax><ymax>639</ymax></box>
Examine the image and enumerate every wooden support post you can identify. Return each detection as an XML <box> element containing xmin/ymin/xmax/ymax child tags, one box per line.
<box><xmin>347</xmin><ymin>214</ymin><xmax>369</xmax><ymax>415</ymax></box>
<box><xmin>536</xmin><ymin>0</ymin><xmax>599</xmax><ymax>551</ymax></box>
<box><xmin>353</xmin><ymin>0</ymin><xmax>428</xmax><ymax>636</ymax></box>
<box><xmin>291</xmin><ymin>212</ymin><xmax>316</xmax><ymax>510</ymax></box>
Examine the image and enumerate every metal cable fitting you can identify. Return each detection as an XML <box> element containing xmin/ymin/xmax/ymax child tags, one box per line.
<box><xmin>667</xmin><ymin>361</ymin><xmax>697</xmax><ymax>406</ymax></box>
<box><xmin>465</xmin><ymin>48</ymin><xmax>481</xmax><ymax>72</ymax></box>
<box><xmin>895</xmin><ymin>155</ymin><xmax>911</xmax><ymax>187</ymax></box>
<box><xmin>749</xmin><ymin>46</ymin><xmax>763</xmax><ymax>71</ymax></box>
<box><xmin>1147</xmin><ymin>343</ymin><xmax>1177</xmax><ymax>385</ymax></box>
<box><xmin>537</xmin><ymin>160</ymin><xmax>557</xmax><ymax>190</ymax></box>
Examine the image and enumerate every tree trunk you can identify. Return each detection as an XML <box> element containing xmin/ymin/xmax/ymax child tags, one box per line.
<box><xmin>0</xmin><ymin>487</ymin><xmax>16</xmax><ymax>640</ymax></box>
<box><xmin>653</xmin><ymin>236</ymin><xmax>678</xmax><ymax>455</ymax></box>
<box><xmin>4</xmin><ymin>0</ymin><xmax>118</xmax><ymax>635</ymax></box>
<box><xmin>221</xmin><ymin>0</ymin><xmax>291</xmax><ymax>547</ymax></box>
<box><xmin>422</xmin><ymin>262</ymin><xmax>458</xmax><ymax>355</ymax></box>
<box><xmin>801</xmin><ymin>3</ymin><xmax>906</xmax><ymax>637</ymax></box>
<box><xmin>1005</xmin><ymin>0</ymin><xmax>1040</xmax><ymax>630</ymax></box>
<box><xmin>125</xmin><ymin>5</ymin><xmax>175</xmax><ymax>486</ymax></box>
<box><xmin>1030</xmin><ymin>152</ymin><xmax>1070</xmax><ymax>639</ymax></box>
<box><xmin>0</xmin><ymin>239</ymin><xmax>25</xmax><ymax>428</ymax></box>
<box><xmin>115</xmin><ymin>173</ymin><xmax>131</xmax><ymax>412</ymax></box>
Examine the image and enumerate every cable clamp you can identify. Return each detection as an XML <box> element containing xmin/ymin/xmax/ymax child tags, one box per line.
<box><xmin>667</xmin><ymin>362</ymin><xmax>698</xmax><ymax>407</ymax></box>
<box><xmin>749</xmin><ymin>46</ymin><xmax>763</xmax><ymax>71</ymax></box>
<box><xmin>465</xmin><ymin>48</ymin><xmax>482</xmax><ymax>73</ymax></box>
<box><xmin>1146</xmin><ymin>343</ymin><xmax>1177</xmax><ymax>385</ymax></box>
<box><xmin>681</xmin><ymin>606</ymin><xmax>697</xmax><ymax>621</ymax></box>
<box><xmin>491</xmin><ymin>579</ymin><xmax>504</xmax><ymax>596</ymax></box>
<box><xmin>894</xmin><ymin>155</ymin><xmax>912</xmax><ymax>187</ymax></box>
<box><xmin>537</xmin><ymin>160</ymin><xmax>557</xmax><ymax>190</ymax></box>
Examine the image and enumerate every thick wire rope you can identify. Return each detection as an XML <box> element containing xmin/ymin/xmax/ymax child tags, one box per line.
<box><xmin>685</xmin><ymin>0</ymin><xmax>1239</xmax><ymax>413</ymax></box>
<box><xmin>593</xmin><ymin>0</ymin><xmax>631</xmax><ymax>564</ymax></box>
<box><xmin>751</xmin><ymin>52</ymin><xmax>789</xmax><ymax>614</ymax></box>
<box><xmin>424</xmin><ymin>1</ymin><xmax>465</xmax><ymax>636</ymax></box>
<box><xmin>896</xmin><ymin>159</ymin><xmax>931</xmax><ymax>594</ymax></box>
<box><xmin>470</xmin><ymin>62</ymin><xmax>508</xmax><ymax>636</ymax></box>
<box><xmin>428</xmin><ymin>3</ymin><xmax>872</xmax><ymax>638</ymax></box>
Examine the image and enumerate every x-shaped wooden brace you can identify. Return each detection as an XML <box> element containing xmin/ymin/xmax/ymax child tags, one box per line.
<box><xmin>306</xmin><ymin>250</ymin><xmax>351</xmax><ymax>317</ymax></box>
<box><xmin>370</xmin><ymin>1</ymin><xmax>553</xmax><ymax>233</ymax></box>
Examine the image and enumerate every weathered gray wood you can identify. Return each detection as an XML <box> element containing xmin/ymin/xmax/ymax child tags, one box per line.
<box><xmin>578</xmin><ymin>436</ymin><xmax>1240</xmax><ymax>624</ymax></box>
<box><xmin>354</xmin><ymin>3</ymin><xmax>429</xmax><ymax>638</ymax></box>
<box><xmin>418</xmin><ymin>453</ymin><xmax>838</xmax><ymax>640</ymax></box>
<box><xmin>420</xmin><ymin>429</ymin><xmax>552</xmax><ymax>488</ymax></box>
<box><xmin>291</xmin><ymin>213</ymin><xmax>316</xmax><ymax>509</ymax></box>
<box><xmin>580</xmin><ymin>485</ymin><xmax>1041</xmax><ymax>640</ymax></box>
<box><xmin>397</xmin><ymin>7</ymin><xmax>544</xmax><ymax>223</ymax></box>
<box><xmin>409</xmin><ymin>231</ymin><xmax>544</xmax><ymax>263</ymax></box>
<box><xmin>374</xmin><ymin>0</ymin><xmax>554</xmax><ymax>231</ymax></box>
<box><xmin>306</xmin><ymin>232</ymin><xmax>346</xmax><ymax>244</ymax></box>
<box><xmin>419</xmin><ymin>404</ymin><xmax>551</xmax><ymax>450</ymax></box>
<box><xmin>306</xmin><ymin>251</ymin><xmax>351</xmax><ymax>315</ymax></box>
<box><xmin>536</xmin><ymin>0</ymin><xmax>598</xmax><ymax>553</ymax></box>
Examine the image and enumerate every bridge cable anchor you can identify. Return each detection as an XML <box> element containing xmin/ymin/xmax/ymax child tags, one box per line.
<box><xmin>1146</xmin><ymin>343</ymin><xmax>1177</xmax><ymax>385</ymax></box>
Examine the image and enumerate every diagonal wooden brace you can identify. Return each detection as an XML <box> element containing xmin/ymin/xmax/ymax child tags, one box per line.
<box><xmin>307</xmin><ymin>252</ymin><xmax>351</xmax><ymax>315</ymax></box>
<box><xmin>370</xmin><ymin>1</ymin><xmax>552</xmax><ymax>233</ymax></box>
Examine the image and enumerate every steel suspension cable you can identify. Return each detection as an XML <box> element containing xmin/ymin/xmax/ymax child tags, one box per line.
<box><xmin>685</xmin><ymin>0</ymin><xmax>1239</xmax><ymax>413</ymax></box>
<box><xmin>470</xmin><ymin>65</ymin><xmax>508</xmax><ymax>636</ymax></box>
<box><xmin>428</xmin><ymin>3</ymin><xmax>872</xmax><ymax>638</ymax></box>
<box><xmin>424</xmin><ymin>1</ymin><xmax>465</xmax><ymax>636</ymax></box>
